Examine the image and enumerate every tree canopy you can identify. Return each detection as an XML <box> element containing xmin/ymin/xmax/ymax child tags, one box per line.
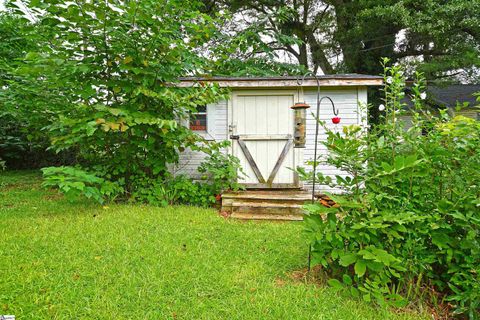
<box><xmin>1</xmin><ymin>0</ymin><xmax>244</xmax><ymax>194</ymax></box>
<box><xmin>205</xmin><ymin>0</ymin><xmax>480</xmax><ymax>81</ymax></box>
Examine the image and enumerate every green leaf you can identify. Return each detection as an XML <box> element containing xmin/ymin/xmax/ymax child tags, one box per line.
<box><xmin>354</xmin><ymin>260</ymin><xmax>367</xmax><ymax>277</ymax></box>
<box><xmin>431</xmin><ymin>232</ymin><xmax>451</xmax><ymax>249</ymax></box>
<box><xmin>342</xmin><ymin>274</ymin><xmax>353</xmax><ymax>285</ymax></box>
<box><xmin>370</xmin><ymin>248</ymin><xmax>398</xmax><ymax>265</ymax></box>
<box><xmin>350</xmin><ymin>286</ymin><xmax>360</xmax><ymax>297</ymax></box>
<box><xmin>339</xmin><ymin>253</ymin><xmax>357</xmax><ymax>267</ymax></box>
<box><xmin>108</xmin><ymin>108</ymin><xmax>122</xmax><ymax>116</ymax></box>
<box><xmin>327</xmin><ymin>279</ymin><xmax>343</xmax><ymax>290</ymax></box>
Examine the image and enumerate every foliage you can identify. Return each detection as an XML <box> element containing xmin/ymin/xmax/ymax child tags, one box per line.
<box><xmin>0</xmin><ymin>13</ymin><xmax>69</xmax><ymax>169</ymax></box>
<box><xmin>129</xmin><ymin>175</ymin><xmax>213</xmax><ymax>207</ymax></box>
<box><xmin>41</xmin><ymin>143</ymin><xmax>245</xmax><ymax>207</ymax></box>
<box><xmin>42</xmin><ymin>166</ymin><xmax>122</xmax><ymax>204</ymax></box>
<box><xmin>131</xmin><ymin>145</ymin><xmax>245</xmax><ymax>207</ymax></box>
<box><xmin>210</xmin><ymin>56</ymin><xmax>306</xmax><ymax>77</ymax></box>
<box><xmin>300</xmin><ymin>60</ymin><xmax>480</xmax><ymax>318</ymax></box>
<box><xmin>205</xmin><ymin>0</ymin><xmax>480</xmax><ymax>81</ymax></box>
<box><xmin>197</xmin><ymin>143</ymin><xmax>246</xmax><ymax>195</ymax></box>
<box><xmin>205</xmin><ymin>20</ymin><xmax>307</xmax><ymax>76</ymax></box>
<box><xmin>2</xmin><ymin>0</ymin><xmax>248</xmax><ymax>203</ymax></box>
<box><xmin>164</xmin><ymin>175</ymin><xmax>215</xmax><ymax>207</ymax></box>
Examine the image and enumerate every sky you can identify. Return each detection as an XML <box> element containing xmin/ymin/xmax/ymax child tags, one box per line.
<box><xmin>1</xmin><ymin>0</ymin><xmax>31</xmax><ymax>16</ymax></box>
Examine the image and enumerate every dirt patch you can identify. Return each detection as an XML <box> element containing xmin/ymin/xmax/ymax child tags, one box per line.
<box><xmin>290</xmin><ymin>265</ymin><xmax>325</xmax><ymax>284</ymax></box>
<box><xmin>0</xmin><ymin>180</ymin><xmax>42</xmax><ymax>191</ymax></box>
<box><xmin>274</xmin><ymin>278</ymin><xmax>287</xmax><ymax>287</ymax></box>
<box><xmin>218</xmin><ymin>210</ymin><xmax>231</xmax><ymax>219</ymax></box>
<box><xmin>43</xmin><ymin>190</ymin><xmax>63</xmax><ymax>201</ymax></box>
<box><xmin>275</xmin><ymin>265</ymin><xmax>325</xmax><ymax>287</ymax></box>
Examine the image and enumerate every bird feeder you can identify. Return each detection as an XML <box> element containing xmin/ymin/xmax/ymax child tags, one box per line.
<box><xmin>290</xmin><ymin>102</ymin><xmax>310</xmax><ymax>148</ymax></box>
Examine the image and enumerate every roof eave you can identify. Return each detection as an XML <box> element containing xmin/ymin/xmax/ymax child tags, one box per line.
<box><xmin>176</xmin><ymin>76</ymin><xmax>383</xmax><ymax>88</ymax></box>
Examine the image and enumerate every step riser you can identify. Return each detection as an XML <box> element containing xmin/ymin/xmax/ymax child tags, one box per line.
<box><xmin>229</xmin><ymin>206</ymin><xmax>305</xmax><ymax>216</ymax></box>
<box><xmin>222</xmin><ymin>198</ymin><xmax>310</xmax><ymax>206</ymax></box>
<box><xmin>230</xmin><ymin>212</ymin><xmax>304</xmax><ymax>221</ymax></box>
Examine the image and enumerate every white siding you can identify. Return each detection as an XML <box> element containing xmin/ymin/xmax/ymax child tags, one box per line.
<box><xmin>302</xmin><ymin>86</ymin><xmax>368</xmax><ymax>193</ymax></box>
<box><xmin>171</xmin><ymin>86</ymin><xmax>370</xmax><ymax>190</ymax></box>
<box><xmin>171</xmin><ymin>100</ymin><xmax>228</xmax><ymax>179</ymax></box>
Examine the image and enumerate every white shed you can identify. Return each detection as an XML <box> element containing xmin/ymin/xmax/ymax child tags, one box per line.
<box><xmin>174</xmin><ymin>75</ymin><xmax>382</xmax><ymax>219</ymax></box>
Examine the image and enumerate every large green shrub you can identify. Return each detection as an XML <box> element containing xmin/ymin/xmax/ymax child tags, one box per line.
<box><xmin>197</xmin><ymin>142</ymin><xmax>245</xmax><ymax>195</ymax></box>
<box><xmin>301</xmin><ymin>60</ymin><xmax>480</xmax><ymax>318</ymax></box>
<box><xmin>0</xmin><ymin>13</ymin><xmax>70</xmax><ymax>169</ymax></box>
<box><xmin>5</xmin><ymin>0</ymin><xmax>245</xmax><ymax>201</ymax></box>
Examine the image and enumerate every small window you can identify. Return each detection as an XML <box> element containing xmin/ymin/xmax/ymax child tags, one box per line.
<box><xmin>190</xmin><ymin>105</ymin><xmax>207</xmax><ymax>131</ymax></box>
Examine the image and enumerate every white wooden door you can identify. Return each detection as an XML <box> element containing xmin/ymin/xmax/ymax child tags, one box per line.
<box><xmin>231</xmin><ymin>91</ymin><xmax>298</xmax><ymax>188</ymax></box>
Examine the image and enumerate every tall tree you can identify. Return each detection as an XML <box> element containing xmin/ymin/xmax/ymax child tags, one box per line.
<box><xmin>205</xmin><ymin>0</ymin><xmax>480</xmax><ymax>81</ymax></box>
<box><xmin>3</xmin><ymin>0</ymin><xmax>231</xmax><ymax>188</ymax></box>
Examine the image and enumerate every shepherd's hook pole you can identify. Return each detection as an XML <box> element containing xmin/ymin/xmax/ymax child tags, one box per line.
<box><xmin>297</xmin><ymin>73</ymin><xmax>338</xmax><ymax>272</ymax></box>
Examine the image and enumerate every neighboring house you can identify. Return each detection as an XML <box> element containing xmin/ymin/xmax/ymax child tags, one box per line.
<box><xmin>400</xmin><ymin>84</ymin><xmax>480</xmax><ymax>130</ymax></box>
<box><xmin>172</xmin><ymin>75</ymin><xmax>382</xmax><ymax>194</ymax></box>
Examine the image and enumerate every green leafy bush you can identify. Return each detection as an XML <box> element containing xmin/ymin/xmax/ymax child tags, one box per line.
<box><xmin>42</xmin><ymin>166</ymin><xmax>122</xmax><ymax>204</ymax></box>
<box><xmin>128</xmin><ymin>174</ymin><xmax>213</xmax><ymax>207</ymax></box>
<box><xmin>166</xmin><ymin>176</ymin><xmax>217</xmax><ymax>207</ymax></box>
<box><xmin>198</xmin><ymin>142</ymin><xmax>245</xmax><ymax>195</ymax></box>
<box><xmin>0</xmin><ymin>14</ymin><xmax>71</xmax><ymax>169</ymax></box>
<box><xmin>5</xmin><ymin>0</ymin><xmax>243</xmax><ymax>203</ymax></box>
<box><xmin>300</xmin><ymin>59</ymin><xmax>480</xmax><ymax>318</ymax></box>
<box><xmin>130</xmin><ymin>146</ymin><xmax>244</xmax><ymax>207</ymax></box>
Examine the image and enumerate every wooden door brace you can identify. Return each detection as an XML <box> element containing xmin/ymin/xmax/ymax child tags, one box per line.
<box><xmin>231</xmin><ymin>135</ymin><xmax>293</xmax><ymax>185</ymax></box>
<box><xmin>235</xmin><ymin>139</ymin><xmax>266</xmax><ymax>183</ymax></box>
<box><xmin>267</xmin><ymin>139</ymin><xmax>293</xmax><ymax>184</ymax></box>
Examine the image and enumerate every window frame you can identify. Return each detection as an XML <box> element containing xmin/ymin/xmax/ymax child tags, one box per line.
<box><xmin>189</xmin><ymin>105</ymin><xmax>208</xmax><ymax>132</ymax></box>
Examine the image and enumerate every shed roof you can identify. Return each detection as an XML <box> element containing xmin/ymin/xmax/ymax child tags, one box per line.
<box><xmin>177</xmin><ymin>74</ymin><xmax>383</xmax><ymax>88</ymax></box>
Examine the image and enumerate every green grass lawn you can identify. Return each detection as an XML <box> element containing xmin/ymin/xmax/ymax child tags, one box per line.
<box><xmin>0</xmin><ymin>171</ymin><xmax>428</xmax><ymax>319</ymax></box>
